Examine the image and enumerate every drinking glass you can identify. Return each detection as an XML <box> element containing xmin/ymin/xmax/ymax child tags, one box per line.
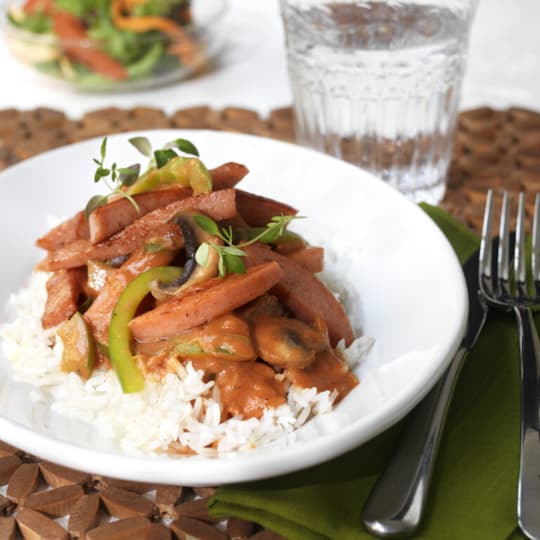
<box><xmin>280</xmin><ymin>0</ymin><xmax>478</xmax><ymax>203</ymax></box>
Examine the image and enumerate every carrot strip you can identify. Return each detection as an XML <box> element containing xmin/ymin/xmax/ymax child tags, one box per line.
<box><xmin>52</xmin><ymin>11</ymin><xmax>128</xmax><ymax>81</ymax></box>
<box><xmin>23</xmin><ymin>0</ymin><xmax>52</xmax><ymax>14</ymax></box>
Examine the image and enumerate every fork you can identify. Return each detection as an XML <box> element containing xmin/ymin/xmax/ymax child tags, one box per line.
<box><xmin>480</xmin><ymin>189</ymin><xmax>540</xmax><ymax>540</ymax></box>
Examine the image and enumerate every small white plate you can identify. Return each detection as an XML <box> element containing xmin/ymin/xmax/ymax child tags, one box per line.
<box><xmin>0</xmin><ymin>130</ymin><xmax>467</xmax><ymax>485</ymax></box>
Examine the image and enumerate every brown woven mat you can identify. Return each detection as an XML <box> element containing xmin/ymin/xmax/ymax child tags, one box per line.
<box><xmin>1</xmin><ymin>105</ymin><xmax>540</xmax><ymax>540</ymax></box>
<box><xmin>2</xmin><ymin>105</ymin><xmax>540</xmax><ymax>230</ymax></box>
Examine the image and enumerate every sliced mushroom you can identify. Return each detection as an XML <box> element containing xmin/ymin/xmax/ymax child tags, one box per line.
<box><xmin>158</xmin><ymin>216</ymin><xmax>198</xmax><ymax>287</ymax></box>
<box><xmin>150</xmin><ymin>210</ymin><xmax>222</xmax><ymax>301</ymax></box>
<box><xmin>252</xmin><ymin>316</ymin><xmax>328</xmax><ymax>369</ymax></box>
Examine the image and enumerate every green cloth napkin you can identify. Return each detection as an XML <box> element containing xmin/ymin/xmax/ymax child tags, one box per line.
<box><xmin>209</xmin><ymin>205</ymin><xmax>525</xmax><ymax>540</ymax></box>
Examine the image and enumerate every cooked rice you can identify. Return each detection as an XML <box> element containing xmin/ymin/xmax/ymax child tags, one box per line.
<box><xmin>1</xmin><ymin>270</ymin><xmax>373</xmax><ymax>456</ymax></box>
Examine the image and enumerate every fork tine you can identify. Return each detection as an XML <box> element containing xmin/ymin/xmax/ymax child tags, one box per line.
<box><xmin>533</xmin><ymin>194</ymin><xmax>540</xmax><ymax>298</ymax></box>
<box><xmin>515</xmin><ymin>192</ymin><xmax>527</xmax><ymax>298</ymax></box>
<box><xmin>477</xmin><ymin>192</ymin><xmax>540</xmax><ymax>539</ymax></box>
<box><xmin>498</xmin><ymin>191</ymin><xmax>511</xmax><ymax>297</ymax></box>
<box><xmin>479</xmin><ymin>190</ymin><xmax>494</xmax><ymax>295</ymax></box>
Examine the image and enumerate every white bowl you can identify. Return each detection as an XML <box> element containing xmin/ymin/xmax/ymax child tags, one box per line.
<box><xmin>0</xmin><ymin>130</ymin><xmax>467</xmax><ymax>485</ymax></box>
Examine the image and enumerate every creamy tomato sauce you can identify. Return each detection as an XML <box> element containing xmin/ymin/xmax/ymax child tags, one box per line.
<box><xmin>191</xmin><ymin>358</ymin><xmax>286</xmax><ymax>419</ymax></box>
<box><xmin>139</xmin><ymin>300</ymin><xmax>358</xmax><ymax>421</ymax></box>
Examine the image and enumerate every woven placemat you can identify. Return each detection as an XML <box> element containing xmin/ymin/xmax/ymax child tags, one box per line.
<box><xmin>1</xmin><ymin>105</ymin><xmax>540</xmax><ymax>540</ymax></box>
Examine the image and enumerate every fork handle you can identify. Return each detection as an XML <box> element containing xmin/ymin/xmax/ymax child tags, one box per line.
<box><xmin>362</xmin><ymin>346</ymin><xmax>468</xmax><ymax>538</ymax></box>
<box><xmin>514</xmin><ymin>307</ymin><xmax>540</xmax><ymax>540</ymax></box>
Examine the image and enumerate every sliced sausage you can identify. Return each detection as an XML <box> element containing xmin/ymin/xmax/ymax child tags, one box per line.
<box><xmin>243</xmin><ymin>243</ymin><xmax>354</xmax><ymax>346</ymax></box>
<box><xmin>129</xmin><ymin>262</ymin><xmax>283</xmax><ymax>342</ymax></box>
<box><xmin>37</xmin><ymin>189</ymin><xmax>238</xmax><ymax>271</ymax></box>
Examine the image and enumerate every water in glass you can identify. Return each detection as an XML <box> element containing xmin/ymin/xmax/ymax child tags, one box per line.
<box><xmin>281</xmin><ymin>1</ymin><xmax>475</xmax><ymax>203</ymax></box>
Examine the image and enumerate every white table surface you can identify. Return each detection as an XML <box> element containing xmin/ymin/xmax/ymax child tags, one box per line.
<box><xmin>0</xmin><ymin>0</ymin><xmax>538</xmax><ymax>119</ymax></box>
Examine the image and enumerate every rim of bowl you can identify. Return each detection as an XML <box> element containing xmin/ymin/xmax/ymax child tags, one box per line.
<box><xmin>2</xmin><ymin>0</ymin><xmax>229</xmax><ymax>45</ymax></box>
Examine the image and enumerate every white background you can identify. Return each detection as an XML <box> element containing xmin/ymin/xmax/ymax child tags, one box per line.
<box><xmin>0</xmin><ymin>0</ymin><xmax>539</xmax><ymax>118</ymax></box>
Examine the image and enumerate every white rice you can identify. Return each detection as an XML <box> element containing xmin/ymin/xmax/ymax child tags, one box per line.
<box><xmin>1</xmin><ymin>270</ymin><xmax>373</xmax><ymax>456</ymax></box>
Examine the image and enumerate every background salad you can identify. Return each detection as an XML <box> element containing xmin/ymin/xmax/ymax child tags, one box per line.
<box><xmin>4</xmin><ymin>0</ymin><xmax>222</xmax><ymax>90</ymax></box>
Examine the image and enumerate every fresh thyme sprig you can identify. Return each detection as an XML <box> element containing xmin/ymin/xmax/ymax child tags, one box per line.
<box><xmin>193</xmin><ymin>214</ymin><xmax>302</xmax><ymax>278</ymax></box>
<box><xmin>85</xmin><ymin>136</ymin><xmax>200</xmax><ymax>219</ymax></box>
<box><xmin>84</xmin><ymin>137</ymin><xmax>141</xmax><ymax>219</ymax></box>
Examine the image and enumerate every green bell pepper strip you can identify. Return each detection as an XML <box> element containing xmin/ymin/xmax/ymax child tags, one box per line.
<box><xmin>109</xmin><ymin>265</ymin><xmax>183</xmax><ymax>393</ymax></box>
<box><xmin>57</xmin><ymin>311</ymin><xmax>96</xmax><ymax>380</ymax></box>
<box><xmin>126</xmin><ymin>156</ymin><xmax>212</xmax><ymax>196</ymax></box>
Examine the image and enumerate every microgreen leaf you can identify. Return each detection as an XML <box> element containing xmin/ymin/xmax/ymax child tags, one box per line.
<box><xmin>195</xmin><ymin>242</ymin><xmax>210</xmax><ymax>267</ymax></box>
<box><xmin>236</xmin><ymin>215</ymin><xmax>302</xmax><ymax>248</ymax></box>
<box><xmin>258</xmin><ymin>227</ymin><xmax>281</xmax><ymax>243</ymax></box>
<box><xmin>193</xmin><ymin>215</ymin><xmax>220</xmax><ymax>236</ymax></box>
<box><xmin>223</xmin><ymin>253</ymin><xmax>246</xmax><ymax>275</ymax></box>
<box><xmin>84</xmin><ymin>194</ymin><xmax>108</xmax><ymax>219</ymax></box>
<box><xmin>222</xmin><ymin>246</ymin><xmax>246</xmax><ymax>257</ymax></box>
<box><xmin>192</xmin><ymin>214</ymin><xmax>304</xmax><ymax>278</ymax></box>
<box><xmin>269</xmin><ymin>215</ymin><xmax>298</xmax><ymax>230</ymax></box>
<box><xmin>118</xmin><ymin>164</ymin><xmax>141</xmax><ymax>186</ymax></box>
<box><xmin>154</xmin><ymin>149</ymin><xmax>177</xmax><ymax>169</ymax></box>
<box><xmin>100</xmin><ymin>137</ymin><xmax>107</xmax><ymax>161</ymax></box>
<box><xmin>280</xmin><ymin>230</ymin><xmax>304</xmax><ymax>241</ymax></box>
<box><xmin>94</xmin><ymin>167</ymin><xmax>110</xmax><ymax>182</ymax></box>
<box><xmin>110</xmin><ymin>162</ymin><xmax>118</xmax><ymax>182</ymax></box>
<box><xmin>128</xmin><ymin>136</ymin><xmax>153</xmax><ymax>157</ymax></box>
<box><xmin>166</xmin><ymin>138</ymin><xmax>200</xmax><ymax>157</ymax></box>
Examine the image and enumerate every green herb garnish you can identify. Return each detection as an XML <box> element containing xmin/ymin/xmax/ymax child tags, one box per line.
<box><xmin>129</xmin><ymin>136</ymin><xmax>200</xmax><ymax>169</ymax></box>
<box><xmin>118</xmin><ymin>164</ymin><xmax>141</xmax><ymax>186</ymax></box>
<box><xmin>128</xmin><ymin>136</ymin><xmax>153</xmax><ymax>157</ymax></box>
<box><xmin>154</xmin><ymin>148</ymin><xmax>178</xmax><ymax>168</ymax></box>
<box><xmin>85</xmin><ymin>137</ymin><xmax>141</xmax><ymax>219</ymax></box>
<box><xmin>194</xmin><ymin>215</ymin><xmax>301</xmax><ymax>278</ymax></box>
<box><xmin>165</xmin><ymin>138</ymin><xmax>200</xmax><ymax>157</ymax></box>
<box><xmin>84</xmin><ymin>194</ymin><xmax>109</xmax><ymax>218</ymax></box>
<box><xmin>85</xmin><ymin>135</ymin><xmax>203</xmax><ymax>219</ymax></box>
